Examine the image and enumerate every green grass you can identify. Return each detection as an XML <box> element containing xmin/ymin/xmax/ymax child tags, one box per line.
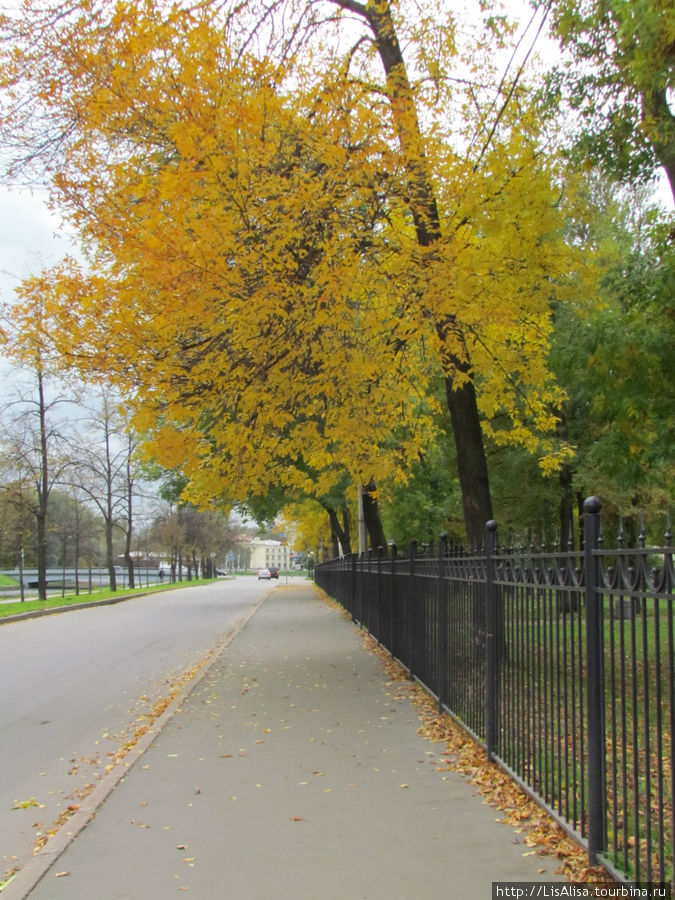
<box><xmin>0</xmin><ymin>574</ymin><xmax>18</xmax><ymax>587</ymax></box>
<box><xmin>0</xmin><ymin>579</ymin><xmax>219</xmax><ymax>619</ymax></box>
<box><xmin>498</xmin><ymin>595</ymin><xmax>673</xmax><ymax>886</ymax></box>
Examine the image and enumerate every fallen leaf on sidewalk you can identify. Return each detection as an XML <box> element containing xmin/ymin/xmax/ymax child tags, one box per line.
<box><xmin>359</xmin><ymin>630</ymin><xmax>609</xmax><ymax>884</ymax></box>
<box><xmin>54</xmin><ymin>871</ymin><xmax>70</xmax><ymax>878</ymax></box>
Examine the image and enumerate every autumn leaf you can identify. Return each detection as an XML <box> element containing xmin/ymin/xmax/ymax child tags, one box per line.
<box><xmin>12</xmin><ymin>798</ymin><xmax>43</xmax><ymax>810</ymax></box>
<box><xmin>0</xmin><ymin>0</ymin><xmax>584</xmax><ymax>544</ymax></box>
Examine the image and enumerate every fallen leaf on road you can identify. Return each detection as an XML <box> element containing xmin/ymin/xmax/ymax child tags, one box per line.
<box><xmin>12</xmin><ymin>798</ymin><xmax>43</xmax><ymax>810</ymax></box>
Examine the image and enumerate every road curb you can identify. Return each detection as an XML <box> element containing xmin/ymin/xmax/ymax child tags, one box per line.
<box><xmin>0</xmin><ymin>590</ymin><xmax>271</xmax><ymax>899</ymax></box>
<box><xmin>0</xmin><ymin>581</ymin><xmax>233</xmax><ymax>625</ymax></box>
<box><xmin>0</xmin><ymin>592</ymin><xmax>148</xmax><ymax>625</ymax></box>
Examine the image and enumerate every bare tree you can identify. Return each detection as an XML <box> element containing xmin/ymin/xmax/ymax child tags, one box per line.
<box><xmin>0</xmin><ymin>368</ymin><xmax>74</xmax><ymax>599</ymax></box>
<box><xmin>68</xmin><ymin>388</ymin><xmax>140</xmax><ymax>591</ymax></box>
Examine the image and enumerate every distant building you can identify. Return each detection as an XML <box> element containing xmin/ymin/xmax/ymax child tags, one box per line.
<box><xmin>248</xmin><ymin>539</ymin><xmax>288</xmax><ymax>571</ymax></box>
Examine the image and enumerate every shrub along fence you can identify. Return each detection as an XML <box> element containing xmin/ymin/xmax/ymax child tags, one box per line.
<box><xmin>314</xmin><ymin>497</ymin><xmax>674</xmax><ymax>890</ymax></box>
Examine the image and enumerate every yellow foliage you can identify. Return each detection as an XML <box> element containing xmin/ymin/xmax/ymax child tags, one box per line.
<box><xmin>0</xmin><ymin>0</ymin><xmax>594</xmax><ymax>508</ymax></box>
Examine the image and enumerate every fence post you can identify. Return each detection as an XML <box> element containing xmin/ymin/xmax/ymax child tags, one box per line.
<box><xmin>351</xmin><ymin>552</ymin><xmax>358</xmax><ymax>625</ymax></box>
<box><xmin>438</xmin><ymin>532</ymin><xmax>448</xmax><ymax>713</ymax></box>
<box><xmin>366</xmin><ymin>548</ymin><xmax>373</xmax><ymax>631</ymax></box>
<box><xmin>584</xmin><ymin>496</ymin><xmax>606</xmax><ymax>863</ymax></box>
<box><xmin>408</xmin><ymin>540</ymin><xmax>417</xmax><ymax>680</ymax></box>
<box><xmin>375</xmin><ymin>545</ymin><xmax>383</xmax><ymax>644</ymax></box>
<box><xmin>390</xmin><ymin>542</ymin><xmax>397</xmax><ymax>651</ymax></box>
<box><xmin>485</xmin><ymin>519</ymin><xmax>499</xmax><ymax>761</ymax></box>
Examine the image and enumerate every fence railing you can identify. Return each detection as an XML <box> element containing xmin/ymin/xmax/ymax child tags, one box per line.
<box><xmin>314</xmin><ymin>497</ymin><xmax>674</xmax><ymax>890</ymax></box>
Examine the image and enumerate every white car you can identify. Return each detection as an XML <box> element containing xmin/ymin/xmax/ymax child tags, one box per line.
<box><xmin>257</xmin><ymin>568</ymin><xmax>272</xmax><ymax>580</ymax></box>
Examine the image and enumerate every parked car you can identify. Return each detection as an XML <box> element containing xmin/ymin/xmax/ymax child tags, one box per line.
<box><xmin>257</xmin><ymin>568</ymin><xmax>272</xmax><ymax>580</ymax></box>
<box><xmin>268</xmin><ymin>567</ymin><xmax>279</xmax><ymax>579</ymax></box>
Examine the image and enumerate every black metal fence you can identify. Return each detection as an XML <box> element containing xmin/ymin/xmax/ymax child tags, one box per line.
<box><xmin>314</xmin><ymin>497</ymin><xmax>674</xmax><ymax>890</ymax></box>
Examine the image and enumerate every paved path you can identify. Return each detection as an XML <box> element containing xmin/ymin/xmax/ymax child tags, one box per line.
<box><xmin>11</xmin><ymin>585</ymin><xmax>565</xmax><ymax>899</ymax></box>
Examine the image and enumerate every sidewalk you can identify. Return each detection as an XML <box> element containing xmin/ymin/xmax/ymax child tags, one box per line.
<box><xmin>14</xmin><ymin>585</ymin><xmax>565</xmax><ymax>899</ymax></box>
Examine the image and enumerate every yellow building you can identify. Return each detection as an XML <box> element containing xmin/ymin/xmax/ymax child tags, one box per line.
<box><xmin>248</xmin><ymin>539</ymin><xmax>288</xmax><ymax>572</ymax></box>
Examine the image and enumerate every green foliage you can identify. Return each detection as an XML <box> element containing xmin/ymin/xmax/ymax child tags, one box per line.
<box><xmin>380</xmin><ymin>438</ymin><xmax>463</xmax><ymax>547</ymax></box>
<box><xmin>542</xmin><ymin>0</ymin><xmax>675</xmax><ymax>196</ymax></box>
<box><xmin>550</xmin><ymin>187</ymin><xmax>675</xmax><ymax>513</ymax></box>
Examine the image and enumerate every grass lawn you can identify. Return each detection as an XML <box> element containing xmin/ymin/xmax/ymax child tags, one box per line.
<box><xmin>0</xmin><ymin>579</ymin><xmax>219</xmax><ymax>619</ymax></box>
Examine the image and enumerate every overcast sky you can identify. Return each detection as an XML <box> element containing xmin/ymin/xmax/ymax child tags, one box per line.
<box><xmin>0</xmin><ymin>186</ymin><xmax>80</xmax><ymax>307</ymax></box>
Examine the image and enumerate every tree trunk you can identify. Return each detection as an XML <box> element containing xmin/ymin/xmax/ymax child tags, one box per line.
<box><xmin>19</xmin><ymin>539</ymin><xmax>26</xmax><ymax>603</ymax></box>
<box><xmin>36</xmin><ymin>506</ymin><xmax>48</xmax><ymax>601</ymax></box>
<box><xmin>105</xmin><ymin>518</ymin><xmax>117</xmax><ymax>591</ymax></box>
<box><xmin>445</xmin><ymin>375</ymin><xmax>493</xmax><ymax>549</ymax></box>
<box><xmin>559</xmin><ymin>463</ymin><xmax>575</xmax><ymax>550</ymax></box>
<box><xmin>328</xmin><ymin>516</ymin><xmax>340</xmax><ymax>558</ymax></box>
<box><xmin>341</xmin><ymin>503</ymin><xmax>352</xmax><ymax>556</ymax></box>
<box><xmin>123</xmin><ymin>538</ymin><xmax>135</xmax><ymax>589</ymax></box>
<box><xmin>36</xmin><ymin>368</ymin><xmax>49</xmax><ymax>601</ymax></box>
<box><xmin>123</xmin><ymin>549</ymin><xmax>135</xmax><ymax>589</ymax></box>
<box><xmin>362</xmin><ymin>478</ymin><xmax>387</xmax><ymax>550</ymax></box>
<box><xmin>74</xmin><ymin>501</ymin><xmax>81</xmax><ymax>596</ymax></box>
<box><xmin>124</xmin><ymin>434</ymin><xmax>136</xmax><ymax>588</ymax></box>
<box><xmin>334</xmin><ymin>0</ymin><xmax>493</xmax><ymax>545</ymax></box>
<box><xmin>643</xmin><ymin>87</ymin><xmax>675</xmax><ymax>205</ymax></box>
<box><xmin>322</xmin><ymin>503</ymin><xmax>352</xmax><ymax>556</ymax></box>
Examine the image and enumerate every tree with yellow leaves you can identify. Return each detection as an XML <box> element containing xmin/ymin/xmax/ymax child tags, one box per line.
<box><xmin>0</xmin><ymin>0</ymin><xmax>581</xmax><ymax>546</ymax></box>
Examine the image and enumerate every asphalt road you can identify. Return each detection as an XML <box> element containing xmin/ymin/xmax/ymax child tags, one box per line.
<box><xmin>0</xmin><ymin>576</ymin><xmax>277</xmax><ymax>880</ymax></box>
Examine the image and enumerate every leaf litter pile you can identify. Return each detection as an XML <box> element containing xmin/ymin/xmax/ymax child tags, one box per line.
<box><xmin>360</xmin><ymin>631</ymin><xmax>610</xmax><ymax>884</ymax></box>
